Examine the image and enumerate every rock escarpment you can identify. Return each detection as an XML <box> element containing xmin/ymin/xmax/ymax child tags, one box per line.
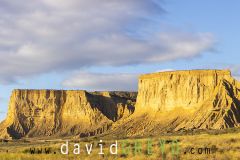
<box><xmin>1</xmin><ymin>69</ymin><xmax>240</xmax><ymax>139</ymax></box>
<box><xmin>135</xmin><ymin>70</ymin><xmax>240</xmax><ymax>132</ymax></box>
<box><xmin>0</xmin><ymin>90</ymin><xmax>136</xmax><ymax>139</ymax></box>
<box><xmin>96</xmin><ymin>69</ymin><xmax>240</xmax><ymax>138</ymax></box>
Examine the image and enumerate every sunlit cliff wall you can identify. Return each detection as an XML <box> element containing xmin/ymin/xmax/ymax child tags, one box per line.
<box><xmin>0</xmin><ymin>90</ymin><xmax>136</xmax><ymax>139</ymax></box>
<box><xmin>135</xmin><ymin>70</ymin><xmax>240</xmax><ymax>130</ymax></box>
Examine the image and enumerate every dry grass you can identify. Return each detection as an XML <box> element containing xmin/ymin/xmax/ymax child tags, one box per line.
<box><xmin>1</xmin><ymin>132</ymin><xmax>240</xmax><ymax>160</ymax></box>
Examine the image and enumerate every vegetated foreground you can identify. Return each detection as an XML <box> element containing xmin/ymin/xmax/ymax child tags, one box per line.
<box><xmin>0</xmin><ymin>130</ymin><xmax>240</xmax><ymax>160</ymax></box>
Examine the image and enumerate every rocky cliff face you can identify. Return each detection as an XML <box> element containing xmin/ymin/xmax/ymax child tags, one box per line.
<box><xmin>95</xmin><ymin>69</ymin><xmax>240</xmax><ymax>138</ymax></box>
<box><xmin>136</xmin><ymin>70</ymin><xmax>232</xmax><ymax>111</ymax></box>
<box><xmin>134</xmin><ymin>69</ymin><xmax>240</xmax><ymax>133</ymax></box>
<box><xmin>0</xmin><ymin>90</ymin><xmax>136</xmax><ymax>139</ymax></box>
<box><xmin>1</xmin><ymin>69</ymin><xmax>240</xmax><ymax>139</ymax></box>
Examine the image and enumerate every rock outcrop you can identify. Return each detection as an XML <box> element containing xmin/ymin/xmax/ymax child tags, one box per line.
<box><xmin>134</xmin><ymin>69</ymin><xmax>240</xmax><ymax>132</ymax></box>
<box><xmin>1</xmin><ymin>69</ymin><xmax>240</xmax><ymax>139</ymax></box>
<box><xmin>0</xmin><ymin>90</ymin><xmax>136</xmax><ymax>139</ymax></box>
<box><xmin>106</xmin><ymin>69</ymin><xmax>240</xmax><ymax>137</ymax></box>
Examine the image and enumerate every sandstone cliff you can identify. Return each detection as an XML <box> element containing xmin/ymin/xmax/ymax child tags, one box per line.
<box><xmin>134</xmin><ymin>70</ymin><xmax>240</xmax><ymax>133</ymax></box>
<box><xmin>0</xmin><ymin>90</ymin><xmax>136</xmax><ymax>139</ymax></box>
<box><xmin>106</xmin><ymin>70</ymin><xmax>240</xmax><ymax>137</ymax></box>
<box><xmin>1</xmin><ymin>69</ymin><xmax>240</xmax><ymax>139</ymax></box>
<box><xmin>136</xmin><ymin>70</ymin><xmax>232</xmax><ymax>111</ymax></box>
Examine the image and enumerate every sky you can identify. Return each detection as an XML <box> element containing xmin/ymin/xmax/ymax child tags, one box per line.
<box><xmin>0</xmin><ymin>0</ymin><xmax>240</xmax><ymax>120</ymax></box>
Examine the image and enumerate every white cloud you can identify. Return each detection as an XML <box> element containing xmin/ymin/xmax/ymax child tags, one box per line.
<box><xmin>235</xmin><ymin>76</ymin><xmax>240</xmax><ymax>81</ymax></box>
<box><xmin>228</xmin><ymin>65</ymin><xmax>240</xmax><ymax>81</ymax></box>
<box><xmin>0</xmin><ymin>0</ymin><xmax>216</xmax><ymax>84</ymax></box>
<box><xmin>155</xmin><ymin>69</ymin><xmax>174</xmax><ymax>72</ymax></box>
<box><xmin>62</xmin><ymin>72</ymin><xmax>138</xmax><ymax>91</ymax></box>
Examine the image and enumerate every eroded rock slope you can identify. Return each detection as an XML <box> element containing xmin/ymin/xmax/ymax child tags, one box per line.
<box><xmin>1</xmin><ymin>69</ymin><xmax>240</xmax><ymax>139</ymax></box>
<box><xmin>0</xmin><ymin>90</ymin><xmax>136</xmax><ymax>139</ymax></box>
<box><xmin>109</xmin><ymin>70</ymin><xmax>240</xmax><ymax>137</ymax></box>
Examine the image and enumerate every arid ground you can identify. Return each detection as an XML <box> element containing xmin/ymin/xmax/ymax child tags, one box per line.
<box><xmin>1</xmin><ymin>129</ymin><xmax>240</xmax><ymax>160</ymax></box>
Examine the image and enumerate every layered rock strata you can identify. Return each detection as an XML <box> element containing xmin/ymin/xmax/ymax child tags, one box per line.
<box><xmin>1</xmin><ymin>69</ymin><xmax>240</xmax><ymax>139</ymax></box>
<box><xmin>135</xmin><ymin>70</ymin><xmax>240</xmax><ymax>131</ymax></box>
<box><xmin>0</xmin><ymin>90</ymin><xmax>136</xmax><ymax>139</ymax></box>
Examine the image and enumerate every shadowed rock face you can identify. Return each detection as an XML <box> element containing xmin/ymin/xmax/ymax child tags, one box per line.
<box><xmin>0</xmin><ymin>90</ymin><xmax>136</xmax><ymax>139</ymax></box>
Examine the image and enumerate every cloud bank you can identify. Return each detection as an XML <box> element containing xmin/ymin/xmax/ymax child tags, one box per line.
<box><xmin>62</xmin><ymin>72</ymin><xmax>138</xmax><ymax>91</ymax></box>
<box><xmin>0</xmin><ymin>0</ymin><xmax>216</xmax><ymax>84</ymax></box>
